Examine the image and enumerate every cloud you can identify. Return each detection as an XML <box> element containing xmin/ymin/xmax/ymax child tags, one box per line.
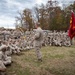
<box><xmin>0</xmin><ymin>0</ymin><xmax>38</xmax><ymax>29</ymax></box>
<box><xmin>34</xmin><ymin>0</ymin><xmax>47</xmax><ymax>5</ymax></box>
<box><xmin>0</xmin><ymin>0</ymin><xmax>75</xmax><ymax>29</ymax></box>
<box><xmin>0</xmin><ymin>15</ymin><xmax>15</xmax><ymax>29</ymax></box>
<box><xmin>5</xmin><ymin>0</ymin><xmax>36</xmax><ymax>10</ymax></box>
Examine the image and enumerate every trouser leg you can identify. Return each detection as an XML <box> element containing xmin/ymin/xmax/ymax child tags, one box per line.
<box><xmin>35</xmin><ymin>46</ymin><xmax>42</xmax><ymax>60</ymax></box>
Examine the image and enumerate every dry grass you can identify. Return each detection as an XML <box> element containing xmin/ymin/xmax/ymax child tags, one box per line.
<box><xmin>6</xmin><ymin>46</ymin><xmax>75</xmax><ymax>75</ymax></box>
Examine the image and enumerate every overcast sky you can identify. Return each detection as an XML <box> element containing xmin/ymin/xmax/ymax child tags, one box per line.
<box><xmin>0</xmin><ymin>0</ymin><xmax>74</xmax><ymax>29</ymax></box>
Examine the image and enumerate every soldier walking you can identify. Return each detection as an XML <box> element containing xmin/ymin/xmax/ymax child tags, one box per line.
<box><xmin>32</xmin><ymin>23</ymin><xmax>44</xmax><ymax>61</ymax></box>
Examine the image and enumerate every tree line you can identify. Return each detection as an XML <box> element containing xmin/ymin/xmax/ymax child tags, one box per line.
<box><xmin>15</xmin><ymin>0</ymin><xmax>75</xmax><ymax>31</ymax></box>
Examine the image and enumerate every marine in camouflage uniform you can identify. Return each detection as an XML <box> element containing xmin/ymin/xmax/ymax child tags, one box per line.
<box><xmin>32</xmin><ymin>23</ymin><xmax>44</xmax><ymax>61</ymax></box>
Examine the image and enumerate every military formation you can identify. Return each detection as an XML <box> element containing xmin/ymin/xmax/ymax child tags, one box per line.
<box><xmin>43</xmin><ymin>30</ymin><xmax>71</xmax><ymax>47</ymax></box>
<box><xmin>0</xmin><ymin>27</ymin><xmax>72</xmax><ymax>75</ymax></box>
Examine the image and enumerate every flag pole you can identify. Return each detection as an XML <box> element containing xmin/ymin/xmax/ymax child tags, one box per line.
<box><xmin>71</xmin><ymin>10</ymin><xmax>73</xmax><ymax>45</ymax></box>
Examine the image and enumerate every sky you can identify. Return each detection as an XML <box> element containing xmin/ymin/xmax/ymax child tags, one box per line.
<box><xmin>0</xmin><ymin>0</ymin><xmax>75</xmax><ymax>29</ymax></box>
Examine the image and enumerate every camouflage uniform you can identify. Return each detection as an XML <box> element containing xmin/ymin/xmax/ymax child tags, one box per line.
<box><xmin>33</xmin><ymin>27</ymin><xmax>44</xmax><ymax>60</ymax></box>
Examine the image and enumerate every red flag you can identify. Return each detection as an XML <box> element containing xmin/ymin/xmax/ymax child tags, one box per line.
<box><xmin>68</xmin><ymin>12</ymin><xmax>75</xmax><ymax>39</ymax></box>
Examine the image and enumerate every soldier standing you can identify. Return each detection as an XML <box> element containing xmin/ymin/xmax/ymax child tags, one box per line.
<box><xmin>32</xmin><ymin>23</ymin><xmax>44</xmax><ymax>62</ymax></box>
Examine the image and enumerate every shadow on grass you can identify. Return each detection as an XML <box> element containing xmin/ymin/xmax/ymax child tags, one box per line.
<box><xmin>7</xmin><ymin>61</ymin><xmax>31</xmax><ymax>75</ymax></box>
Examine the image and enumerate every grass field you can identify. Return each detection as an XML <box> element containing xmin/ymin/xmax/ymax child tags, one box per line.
<box><xmin>6</xmin><ymin>46</ymin><xmax>75</xmax><ymax>75</ymax></box>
